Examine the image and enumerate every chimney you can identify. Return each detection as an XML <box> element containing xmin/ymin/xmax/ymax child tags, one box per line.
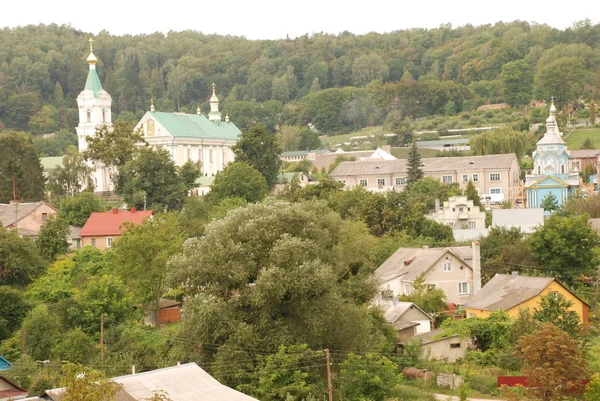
<box><xmin>472</xmin><ymin>241</ymin><xmax>481</xmax><ymax>294</ymax></box>
<box><xmin>511</xmin><ymin>271</ymin><xmax>519</xmax><ymax>279</ymax></box>
<box><xmin>112</xmin><ymin>208</ymin><xmax>118</xmax><ymax>214</ymax></box>
<box><xmin>130</xmin><ymin>207</ymin><xmax>136</xmax><ymax>213</ymax></box>
<box><xmin>435</xmin><ymin>199</ymin><xmax>440</xmax><ymax>213</ymax></box>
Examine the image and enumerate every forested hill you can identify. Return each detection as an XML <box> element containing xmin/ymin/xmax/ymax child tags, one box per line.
<box><xmin>0</xmin><ymin>21</ymin><xmax>599</xmax><ymax>136</ymax></box>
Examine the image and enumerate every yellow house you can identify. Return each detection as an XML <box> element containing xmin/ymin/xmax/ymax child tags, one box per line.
<box><xmin>464</xmin><ymin>272</ymin><xmax>589</xmax><ymax>324</ymax></box>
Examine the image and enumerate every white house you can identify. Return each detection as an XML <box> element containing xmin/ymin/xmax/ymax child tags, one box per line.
<box><xmin>428</xmin><ymin>196</ymin><xmax>486</xmax><ymax>230</ymax></box>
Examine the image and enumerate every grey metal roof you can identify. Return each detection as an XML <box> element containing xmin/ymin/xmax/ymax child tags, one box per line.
<box><xmin>570</xmin><ymin>149</ymin><xmax>600</xmax><ymax>158</ymax></box>
<box><xmin>330</xmin><ymin>154</ymin><xmax>517</xmax><ymax>177</ymax></box>
<box><xmin>492</xmin><ymin>209</ymin><xmax>544</xmax><ymax>234</ymax></box>
<box><xmin>464</xmin><ymin>274</ymin><xmax>554</xmax><ymax>311</ymax></box>
<box><xmin>383</xmin><ymin>302</ymin><xmax>431</xmax><ymax>325</ymax></box>
<box><xmin>376</xmin><ymin>246</ymin><xmax>473</xmax><ymax>282</ymax></box>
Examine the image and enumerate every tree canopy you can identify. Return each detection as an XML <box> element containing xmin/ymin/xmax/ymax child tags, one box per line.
<box><xmin>205</xmin><ymin>162</ymin><xmax>269</xmax><ymax>204</ymax></box>
<box><xmin>233</xmin><ymin>124</ymin><xmax>282</xmax><ymax>187</ymax></box>
<box><xmin>0</xmin><ymin>131</ymin><xmax>46</xmax><ymax>203</ymax></box>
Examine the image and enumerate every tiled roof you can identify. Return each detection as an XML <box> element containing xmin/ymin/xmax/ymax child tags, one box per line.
<box><xmin>79</xmin><ymin>209</ymin><xmax>153</xmax><ymax>237</ymax></box>
<box><xmin>376</xmin><ymin>246</ymin><xmax>473</xmax><ymax>282</ymax></box>
<box><xmin>149</xmin><ymin>111</ymin><xmax>241</xmax><ymax>140</ymax></box>
<box><xmin>330</xmin><ymin>153</ymin><xmax>517</xmax><ymax>177</ymax></box>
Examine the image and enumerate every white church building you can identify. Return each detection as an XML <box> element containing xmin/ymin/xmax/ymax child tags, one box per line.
<box><xmin>76</xmin><ymin>39</ymin><xmax>241</xmax><ymax>192</ymax></box>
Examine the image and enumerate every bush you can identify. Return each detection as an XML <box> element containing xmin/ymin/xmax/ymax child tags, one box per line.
<box><xmin>464</xmin><ymin>371</ymin><xmax>499</xmax><ymax>396</ymax></box>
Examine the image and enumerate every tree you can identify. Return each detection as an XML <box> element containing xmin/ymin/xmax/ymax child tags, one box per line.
<box><xmin>582</xmin><ymin>137</ymin><xmax>595</xmax><ymax>149</ymax></box>
<box><xmin>527</xmin><ymin>214</ymin><xmax>600</xmax><ymax>285</ymax></box>
<box><xmin>59</xmin><ymin>192</ymin><xmax>105</xmax><ymax>226</ymax></box>
<box><xmin>114</xmin><ymin>213</ymin><xmax>184</xmax><ymax>328</ymax></box>
<box><xmin>533</xmin><ymin>292</ymin><xmax>582</xmax><ymax>337</ymax></box>
<box><xmin>60</xmin><ymin>363</ymin><xmax>122</xmax><ymax>401</ymax></box>
<box><xmin>233</xmin><ymin>123</ymin><xmax>282</xmax><ymax>187</ymax></box>
<box><xmin>0</xmin><ymin>131</ymin><xmax>46</xmax><ymax>203</ymax></box>
<box><xmin>500</xmin><ymin>60</ymin><xmax>533</xmax><ymax>107</ymax></box>
<box><xmin>470</xmin><ymin>128</ymin><xmax>528</xmax><ymax>161</ymax></box>
<box><xmin>47</xmin><ymin>146</ymin><xmax>92</xmax><ymax>198</ymax></box>
<box><xmin>540</xmin><ymin>193</ymin><xmax>559</xmax><ymax>212</ymax></box>
<box><xmin>205</xmin><ymin>162</ymin><xmax>268</xmax><ymax>204</ymax></box>
<box><xmin>0</xmin><ymin>226</ymin><xmax>47</xmax><ymax>285</ymax></box>
<box><xmin>406</xmin><ymin>142</ymin><xmax>423</xmax><ymax>185</ymax></box>
<box><xmin>116</xmin><ymin>147</ymin><xmax>187</xmax><ymax>211</ymax></box>
<box><xmin>0</xmin><ymin>286</ymin><xmax>29</xmax><ymax>341</ymax></box>
<box><xmin>399</xmin><ymin>274</ymin><xmax>447</xmax><ymax>313</ymax></box>
<box><xmin>178</xmin><ymin>161</ymin><xmax>201</xmax><ymax>192</ymax></box>
<box><xmin>464</xmin><ymin>180</ymin><xmax>482</xmax><ymax>208</ymax></box>
<box><xmin>22</xmin><ymin>304</ymin><xmax>61</xmax><ymax>361</ymax></box>
<box><xmin>52</xmin><ymin>328</ymin><xmax>96</xmax><ymax>364</ymax></box>
<box><xmin>351</xmin><ymin>53</ymin><xmax>389</xmax><ymax>87</ymax></box>
<box><xmin>84</xmin><ymin>121</ymin><xmax>144</xmax><ymax>167</ymax></box>
<box><xmin>519</xmin><ymin>323</ymin><xmax>587</xmax><ymax>401</ymax></box>
<box><xmin>36</xmin><ymin>215</ymin><xmax>70</xmax><ymax>261</ymax></box>
<box><xmin>338</xmin><ymin>353</ymin><xmax>401</xmax><ymax>401</ymax></box>
<box><xmin>534</xmin><ymin>57</ymin><xmax>587</xmax><ymax>109</ymax></box>
<box><xmin>590</xmin><ymin>100</ymin><xmax>596</xmax><ymax>126</ymax></box>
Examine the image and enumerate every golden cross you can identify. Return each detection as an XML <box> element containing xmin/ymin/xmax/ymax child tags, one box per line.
<box><xmin>212</xmin><ymin>82</ymin><xmax>216</xmax><ymax>93</ymax></box>
<box><xmin>88</xmin><ymin>37</ymin><xmax>94</xmax><ymax>52</ymax></box>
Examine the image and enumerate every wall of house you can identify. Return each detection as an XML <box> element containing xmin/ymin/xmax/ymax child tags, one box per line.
<box><xmin>466</xmin><ymin>281</ymin><xmax>588</xmax><ymax>323</ymax></box>
<box><xmin>421</xmin><ymin>254</ymin><xmax>474</xmax><ymax>306</ymax></box>
<box><xmin>423</xmin><ymin>337</ymin><xmax>467</xmax><ymax>363</ymax></box>
<box><xmin>15</xmin><ymin>204</ymin><xmax>57</xmax><ymax>233</ymax></box>
<box><xmin>399</xmin><ymin>307</ymin><xmax>431</xmax><ymax>334</ymax></box>
<box><xmin>159</xmin><ymin>307</ymin><xmax>181</xmax><ymax>324</ymax></box>
<box><xmin>429</xmin><ymin>197</ymin><xmax>486</xmax><ymax>229</ymax></box>
<box><xmin>81</xmin><ymin>235</ymin><xmax>116</xmax><ymax>250</ymax></box>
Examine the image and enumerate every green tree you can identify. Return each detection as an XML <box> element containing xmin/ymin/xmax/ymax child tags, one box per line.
<box><xmin>206</xmin><ymin>162</ymin><xmax>268</xmax><ymax>204</ymax></box>
<box><xmin>84</xmin><ymin>121</ymin><xmax>144</xmax><ymax>167</ymax></box>
<box><xmin>351</xmin><ymin>53</ymin><xmax>389</xmax><ymax>87</ymax></box>
<box><xmin>534</xmin><ymin>57</ymin><xmax>587</xmax><ymax>109</ymax></box>
<box><xmin>406</xmin><ymin>142</ymin><xmax>423</xmax><ymax>185</ymax></box>
<box><xmin>178</xmin><ymin>161</ymin><xmax>201</xmax><ymax>192</ymax></box>
<box><xmin>539</xmin><ymin>193</ymin><xmax>559</xmax><ymax>212</ymax></box>
<box><xmin>500</xmin><ymin>60</ymin><xmax>533</xmax><ymax>107</ymax></box>
<box><xmin>470</xmin><ymin>128</ymin><xmax>528</xmax><ymax>161</ymax></box>
<box><xmin>233</xmin><ymin>123</ymin><xmax>282</xmax><ymax>187</ymax></box>
<box><xmin>52</xmin><ymin>328</ymin><xmax>96</xmax><ymax>364</ymax></box>
<box><xmin>47</xmin><ymin>146</ymin><xmax>92</xmax><ymax>198</ymax></box>
<box><xmin>59</xmin><ymin>192</ymin><xmax>105</xmax><ymax>226</ymax></box>
<box><xmin>36</xmin><ymin>215</ymin><xmax>70</xmax><ymax>261</ymax></box>
<box><xmin>0</xmin><ymin>286</ymin><xmax>29</xmax><ymax>341</ymax></box>
<box><xmin>116</xmin><ymin>147</ymin><xmax>187</xmax><ymax>211</ymax></box>
<box><xmin>338</xmin><ymin>353</ymin><xmax>401</xmax><ymax>401</ymax></box>
<box><xmin>60</xmin><ymin>363</ymin><xmax>122</xmax><ymax>401</ymax></box>
<box><xmin>0</xmin><ymin>226</ymin><xmax>47</xmax><ymax>285</ymax></box>
<box><xmin>22</xmin><ymin>304</ymin><xmax>61</xmax><ymax>361</ymax></box>
<box><xmin>533</xmin><ymin>292</ymin><xmax>582</xmax><ymax>337</ymax></box>
<box><xmin>399</xmin><ymin>274</ymin><xmax>447</xmax><ymax>313</ymax></box>
<box><xmin>590</xmin><ymin>101</ymin><xmax>596</xmax><ymax>126</ymax></box>
<box><xmin>464</xmin><ymin>180</ymin><xmax>482</xmax><ymax>208</ymax></box>
<box><xmin>582</xmin><ymin>137</ymin><xmax>595</xmax><ymax>149</ymax></box>
<box><xmin>114</xmin><ymin>213</ymin><xmax>184</xmax><ymax>328</ymax></box>
<box><xmin>0</xmin><ymin>131</ymin><xmax>46</xmax><ymax>203</ymax></box>
<box><xmin>527</xmin><ymin>214</ymin><xmax>600</xmax><ymax>285</ymax></box>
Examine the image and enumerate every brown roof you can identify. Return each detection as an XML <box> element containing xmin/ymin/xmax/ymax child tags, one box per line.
<box><xmin>0</xmin><ymin>375</ymin><xmax>29</xmax><ymax>399</ymax></box>
<box><xmin>376</xmin><ymin>246</ymin><xmax>473</xmax><ymax>282</ymax></box>
<box><xmin>0</xmin><ymin>202</ymin><xmax>56</xmax><ymax>227</ymax></box>
<box><xmin>330</xmin><ymin>154</ymin><xmax>518</xmax><ymax>177</ymax></box>
<box><xmin>79</xmin><ymin>209</ymin><xmax>154</xmax><ymax>237</ymax></box>
<box><xmin>159</xmin><ymin>298</ymin><xmax>182</xmax><ymax>309</ymax></box>
<box><xmin>569</xmin><ymin>149</ymin><xmax>600</xmax><ymax>159</ymax></box>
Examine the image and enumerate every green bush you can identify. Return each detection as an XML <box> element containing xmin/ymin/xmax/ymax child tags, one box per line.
<box><xmin>464</xmin><ymin>371</ymin><xmax>499</xmax><ymax>396</ymax></box>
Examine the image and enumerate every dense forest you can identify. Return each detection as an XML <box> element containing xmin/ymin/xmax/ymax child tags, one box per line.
<box><xmin>0</xmin><ymin>20</ymin><xmax>599</xmax><ymax>139</ymax></box>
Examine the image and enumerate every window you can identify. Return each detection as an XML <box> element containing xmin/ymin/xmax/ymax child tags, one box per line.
<box><xmin>42</xmin><ymin>213</ymin><xmax>48</xmax><ymax>222</ymax></box>
<box><xmin>404</xmin><ymin>283</ymin><xmax>413</xmax><ymax>294</ymax></box>
<box><xmin>90</xmin><ymin>238</ymin><xmax>96</xmax><ymax>247</ymax></box>
<box><xmin>561</xmin><ymin>165</ymin><xmax>565</xmax><ymax>174</ymax></box>
<box><xmin>472</xmin><ymin>174</ymin><xmax>479</xmax><ymax>182</ymax></box>
<box><xmin>74</xmin><ymin>238</ymin><xmax>81</xmax><ymax>249</ymax></box>
<box><xmin>377</xmin><ymin>178</ymin><xmax>386</xmax><ymax>187</ymax></box>
<box><xmin>490</xmin><ymin>173</ymin><xmax>501</xmax><ymax>181</ymax></box>
<box><xmin>538</xmin><ymin>166</ymin><xmax>541</xmax><ymax>174</ymax></box>
<box><xmin>468</xmin><ymin>313</ymin><xmax>476</xmax><ymax>318</ymax></box>
<box><xmin>443</xmin><ymin>262</ymin><xmax>452</xmax><ymax>271</ymax></box>
<box><xmin>102</xmin><ymin>108</ymin><xmax>106</xmax><ymax>122</ymax></box>
<box><xmin>442</xmin><ymin>175</ymin><xmax>453</xmax><ymax>183</ymax></box>
<box><xmin>468</xmin><ymin>221</ymin><xmax>476</xmax><ymax>229</ymax></box>
<box><xmin>86</xmin><ymin>109</ymin><xmax>91</xmax><ymax>122</ymax></box>
<box><xmin>209</xmin><ymin>149</ymin><xmax>214</xmax><ymax>163</ymax></box>
<box><xmin>490</xmin><ymin>188</ymin><xmax>501</xmax><ymax>194</ymax></box>
<box><xmin>458</xmin><ymin>282</ymin><xmax>470</xmax><ymax>295</ymax></box>
<box><xmin>359</xmin><ymin>179</ymin><xmax>368</xmax><ymax>187</ymax></box>
<box><xmin>187</xmin><ymin>148</ymin><xmax>191</xmax><ymax>162</ymax></box>
<box><xmin>395</xmin><ymin>177</ymin><xmax>406</xmax><ymax>185</ymax></box>
<box><xmin>107</xmin><ymin>237</ymin><xmax>113</xmax><ymax>248</ymax></box>
<box><xmin>338</xmin><ymin>180</ymin><xmax>346</xmax><ymax>185</ymax></box>
<box><xmin>447</xmin><ymin>222</ymin><xmax>454</xmax><ymax>227</ymax></box>
<box><xmin>573</xmin><ymin>162</ymin><xmax>580</xmax><ymax>170</ymax></box>
<box><xmin>462</xmin><ymin>174</ymin><xmax>468</xmax><ymax>183</ymax></box>
<box><xmin>450</xmin><ymin>343</ymin><xmax>462</xmax><ymax>349</ymax></box>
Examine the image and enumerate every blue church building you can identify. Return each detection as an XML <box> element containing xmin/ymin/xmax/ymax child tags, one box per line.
<box><xmin>525</xmin><ymin>100</ymin><xmax>579</xmax><ymax>209</ymax></box>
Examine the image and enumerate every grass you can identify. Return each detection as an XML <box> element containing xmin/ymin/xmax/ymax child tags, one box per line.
<box><xmin>321</xmin><ymin>126</ymin><xmax>391</xmax><ymax>148</ymax></box>
<box><xmin>565</xmin><ymin>128</ymin><xmax>600</xmax><ymax>150</ymax></box>
<box><xmin>392</xmin><ymin>147</ymin><xmax>438</xmax><ymax>159</ymax></box>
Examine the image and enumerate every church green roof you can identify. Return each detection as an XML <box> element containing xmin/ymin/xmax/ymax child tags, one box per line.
<box><xmin>84</xmin><ymin>68</ymin><xmax>104</xmax><ymax>97</ymax></box>
<box><xmin>149</xmin><ymin>112</ymin><xmax>241</xmax><ymax>141</ymax></box>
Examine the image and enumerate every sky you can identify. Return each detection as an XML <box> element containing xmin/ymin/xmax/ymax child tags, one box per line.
<box><xmin>1</xmin><ymin>0</ymin><xmax>597</xmax><ymax>40</ymax></box>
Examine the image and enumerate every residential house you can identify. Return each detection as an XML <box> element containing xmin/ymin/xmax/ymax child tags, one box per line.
<box><xmin>0</xmin><ymin>376</ymin><xmax>28</xmax><ymax>401</ymax></box>
<box><xmin>383</xmin><ymin>302</ymin><xmax>432</xmax><ymax>338</ymax></box>
<box><xmin>271</xmin><ymin>172</ymin><xmax>310</xmax><ymax>195</ymax></box>
<box><xmin>0</xmin><ymin>202</ymin><xmax>57</xmax><ymax>238</ymax></box>
<box><xmin>280</xmin><ymin>147</ymin><xmax>396</xmax><ymax>171</ymax></box>
<box><xmin>375</xmin><ymin>242</ymin><xmax>482</xmax><ymax>306</ymax></box>
<box><xmin>492</xmin><ymin>208</ymin><xmax>544</xmax><ymax>234</ymax></box>
<box><xmin>144</xmin><ymin>298</ymin><xmax>182</xmax><ymax>327</ymax></box>
<box><xmin>465</xmin><ymin>272</ymin><xmax>589</xmax><ymax>324</ymax></box>
<box><xmin>410</xmin><ymin>329</ymin><xmax>469</xmax><ymax>363</ymax></box>
<box><xmin>280</xmin><ymin>148</ymin><xmax>330</xmax><ymax>163</ymax></box>
<box><xmin>79</xmin><ymin>208</ymin><xmax>154</xmax><ymax>249</ymax></box>
<box><xmin>330</xmin><ymin>154</ymin><xmax>520</xmax><ymax>199</ymax></box>
<box><xmin>428</xmin><ymin>196</ymin><xmax>486</xmax><ymax>230</ymax></box>
<box><xmin>569</xmin><ymin>149</ymin><xmax>600</xmax><ymax>173</ymax></box>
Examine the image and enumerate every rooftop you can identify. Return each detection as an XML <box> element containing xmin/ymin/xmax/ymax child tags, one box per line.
<box><xmin>79</xmin><ymin>208</ymin><xmax>154</xmax><ymax>237</ymax></box>
<box><xmin>146</xmin><ymin>111</ymin><xmax>241</xmax><ymax>141</ymax></box>
<box><xmin>0</xmin><ymin>202</ymin><xmax>55</xmax><ymax>228</ymax></box>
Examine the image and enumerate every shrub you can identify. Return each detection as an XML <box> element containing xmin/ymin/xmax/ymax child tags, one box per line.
<box><xmin>464</xmin><ymin>371</ymin><xmax>499</xmax><ymax>396</ymax></box>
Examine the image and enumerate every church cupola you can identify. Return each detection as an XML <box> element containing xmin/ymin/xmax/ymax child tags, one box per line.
<box><xmin>208</xmin><ymin>83</ymin><xmax>222</xmax><ymax>121</ymax></box>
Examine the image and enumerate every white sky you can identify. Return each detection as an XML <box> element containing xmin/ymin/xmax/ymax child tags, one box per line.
<box><xmin>1</xmin><ymin>0</ymin><xmax>597</xmax><ymax>40</ymax></box>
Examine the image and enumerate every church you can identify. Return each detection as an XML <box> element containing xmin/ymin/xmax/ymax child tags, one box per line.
<box><xmin>524</xmin><ymin>99</ymin><xmax>579</xmax><ymax>209</ymax></box>
<box><xmin>76</xmin><ymin>39</ymin><xmax>241</xmax><ymax>192</ymax></box>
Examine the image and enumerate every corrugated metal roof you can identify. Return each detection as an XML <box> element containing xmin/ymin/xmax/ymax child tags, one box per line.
<box><xmin>492</xmin><ymin>209</ymin><xmax>544</xmax><ymax>233</ymax></box>
<box><xmin>149</xmin><ymin>112</ymin><xmax>240</xmax><ymax>141</ymax></box>
<box><xmin>79</xmin><ymin>209</ymin><xmax>154</xmax><ymax>237</ymax></box>
<box><xmin>383</xmin><ymin>302</ymin><xmax>431</xmax><ymax>325</ymax></box>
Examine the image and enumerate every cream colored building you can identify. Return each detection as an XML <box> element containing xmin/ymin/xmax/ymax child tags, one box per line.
<box><xmin>0</xmin><ymin>202</ymin><xmax>57</xmax><ymax>237</ymax></box>
<box><xmin>428</xmin><ymin>196</ymin><xmax>486</xmax><ymax>230</ymax></box>
<box><xmin>329</xmin><ymin>154</ymin><xmax>521</xmax><ymax>201</ymax></box>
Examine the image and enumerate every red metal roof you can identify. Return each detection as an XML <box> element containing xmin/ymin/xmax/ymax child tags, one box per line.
<box><xmin>79</xmin><ymin>208</ymin><xmax>154</xmax><ymax>237</ymax></box>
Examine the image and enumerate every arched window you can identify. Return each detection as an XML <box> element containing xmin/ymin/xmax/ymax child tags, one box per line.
<box><xmin>102</xmin><ymin>108</ymin><xmax>106</xmax><ymax>122</ymax></box>
<box><xmin>187</xmin><ymin>148</ymin><xmax>191</xmax><ymax>162</ymax></box>
<box><xmin>147</xmin><ymin>119</ymin><xmax>155</xmax><ymax>137</ymax></box>
<box><xmin>561</xmin><ymin>165</ymin><xmax>565</xmax><ymax>174</ymax></box>
<box><xmin>86</xmin><ymin>109</ymin><xmax>91</xmax><ymax>122</ymax></box>
<box><xmin>538</xmin><ymin>166</ymin><xmax>541</xmax><ymax>175</ymax></box>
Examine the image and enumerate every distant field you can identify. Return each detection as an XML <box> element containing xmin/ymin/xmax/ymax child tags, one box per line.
<box><xmin>565</xmin><ymin>128</ymin><xmax>600</xmax><ymax>150</ymax></box>
<box><xmin>321</xmin><ymin>126</ymin><xmax>391</xmax><ymax>148</ymax></box>
<box><xmin>391</xmin><ymin>147</ymin><xmax>438</xmax><ymax>159</ymax></box>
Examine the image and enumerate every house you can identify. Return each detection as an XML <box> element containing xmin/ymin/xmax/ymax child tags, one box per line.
<box><xmin>411</xmin><ymin>329</ymin><xmax>469</xmax><ymax>363</ymax></box>
<box><xmin>280</xmin><ymin>148</ymin><xmax>330</xmax><ymax>164</ymax></box>
<box><xmin>0</xmin><ymin>376</ymin><xmax>28</xmax><ymax>401</ymax></box>
<box><xmin>383</xmin><ymin>302</ymin><xmax>432</xmax><ymax>338</ymax></box>
<box><xmin>465</xmin><ymin>272</ymin><xmax>589</xmax><ymax>324</ymax></box>
<box><xmin>376</xmin><ymin>242</ymin><xmax>481</xmax><ymax>306</ymax></box>
<box><xmin>569</xmin><ymin>149</ymin><xmax>600</xmax><ymax>173</ymax></box>
<box><xmin>428</xmin><ymin>196</ymin><xmax>486</xmax><ymax>230</ymax></box>
<box><xmin>79</xmin><ymin>208</ymin><xmax>153</xmax><ymax>249</ymax></box>
<box><xmin>0</xmin><ymin>358</ymin><xmax>11</xmax><ymax>371</ymax></box>
<box><xmin>271</xmin><ymin>172</ymin><xmax>310</xmax><ymax>195</ymax></box>
<box><xmin>492</xmin><ymin>208</ymin><xmax>544</xmax><ymax>234</ymax></box>
<box><xmin>330</xmin><ymin>154</ymin><xmax>520</xmax><ymax>199</ymax></box>
<box><xmin>144</xmin><ymin>298</ymin><xmax>182</xmax><ymax>327</ymax></box>
<box><xmin>280</xmin><ymin>147</ymin><xmax>396</xmax><ymax>171</ymax></box>
<box><xmin>0</xmin><ymin>202</ymin><xmax>57</xmax><ymax>238</ymax></box>
<box><xmin>194</xmin><ymin>176</ymin><xmax>215</xmax><ymax>196</ymax></box>
<box><xmin>452</xmin><ymin>228</ymin><xmax>489</xmax><ymax>242</ymax></box>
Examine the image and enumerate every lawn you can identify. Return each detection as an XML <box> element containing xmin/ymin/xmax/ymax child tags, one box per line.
<box><xmin>391</xmin><ymin>147</ymin><xmax>438</xmax><ymax>159</ymax></box>
<box><xmin>565</xmin><ymin>128</ymin><xmax>600</xmax><ymax>150</ymax></box>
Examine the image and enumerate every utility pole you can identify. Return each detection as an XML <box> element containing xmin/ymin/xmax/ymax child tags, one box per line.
<box><xmin>324</xmin><ymin>348</ymin><xmax>333</xmax><ymax>401</ymax></box>
<box><xmin>100</xmin><ymin>314</ymin><xmax>104</xmax><ymax>367</ymax></box>
<box><xmin>594</xmin><ymin>265</ymin><xmax>600</xmax><ymax>309</ymax></box>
